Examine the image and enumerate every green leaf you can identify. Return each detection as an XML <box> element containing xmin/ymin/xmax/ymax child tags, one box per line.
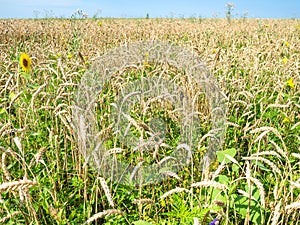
<box><xmin>232</xmin><ymin>193</ymin><xmax>263</xmax><ymax>224</ymax></box>
<box><xmin>216</xmin><ymin>148</ymin><xmax>237</xmax><ymax>164</ymax></box>
<box><xmin>0</xmin><ymin>108</ymin><xmax>6</xmax><ymax>114</ymax></box>
<box><xmin>21</xmin><ymin>71</ymin><xmax>32</xmax><ymax>80</ymax></box>
<box><xmin>133</xmin><ymin>220</ymin><xmax>154</xmax><ymax>225</ymax></box>
<box><xmin>211</xmin><ymin>188</ymin><xmax>226</xmax><ymax>206</ymax></box>
<box><xmin>232</xmin><ymin>164</ymin><xmax>239</xmax><ymax>172</ymax></box>
<box><xmin>216</xmin><ymin>175</ymin><xmax>229</xmax><ymax>184</ymax></box>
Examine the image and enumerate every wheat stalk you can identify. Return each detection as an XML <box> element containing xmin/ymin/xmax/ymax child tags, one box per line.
<box><xmin>160</xmin><ymin>170</ymin><xmax>181</xmax><ymax>180</ymax></box>
<box><xmin>98</xmin><ymin>177</ymin><xmax>114</xmax><ymax>207</ymax></box>
<box><xmin>82</xmin><ymin>209</ymin><xmax>123</xmax><ymax>225</ymax></box>
<box><xmin>291</xmin><ymin>153</ymin><xmax>300</xmax><ymax>159</ymax></box>
<box><xmin>133</xmin><ymin>198</ymin><xmax>154</xmax><ymax>205</ymax></box>
<box><xmin>129</xmin><ymin>161</ymin><xmax>144</xmax><ymax>181</ymax></box>
<box><xmin>267</xmin><ymin>102</ymin><xmax>292</xmax><ymax>109</ymax></box>
<box><xmin>250</xmin><ymin>126</ymin><xmax>281</xmax><ymax>138</ymax></box>
<box><xmin>251</xmin><ymin>151</ymin><xmax>282</xmax><ymax>159</ymax></box>
<box><xmin>29</xmin><ymin>147</ymin><xmax>47</xmax><ymax>168</ymax></box>
<box><xmin>158</xmin><ymin>156</ymin><xmax>176</xmax><ymax>166</ymax></box>
<box><xmin>0</xmin><ymin>179</ymin><xmax>37</xmax><ymax>192</ymax></box>
<box><xmin>290</xmin><ymin>181</ymin><xmax>300</xmax><ymax>189</ymax></box>
<box><xmin>211</xmin><ymin>160</ymin><xmax>226</xmax><ymax>181</ymax></box>
<box><xmin>0</xmin><ymin>211</ymin><xmax>22</xmax><ymax>223</ymax></box>
<box><xmin>291</xmin><ymin>121</ymin><xmax>300</xmax><ymax>130</ymax></box>
<box><xmin>253</xmin><ymin>130</ymin><xmax>270</xmax><ymax>143</ymax></box>
<box><xmin>176</xmin><ymin>143</ymin><xmax>192</xmax><ymax>164</ymax></box>
<box><xmin>31</xmin><ymin>83</ymin><xmax>47</xmax><ymax>112</ymax></box>
<box><xmin>13</xmin><ymin>136</ymin><xmax>23</xmax><ymax>153</ymax></box>
<box><xmin>243</xmin><ymin>156</ymin><xmax>282</xmax><ymax>176</ymax></box>
<box><xmin>271</xmin><ymin>201</ymin><xmax>281</xmax><ymax>225</ymax></box>
<box><xmin>0</xmin><ymin>122</ymin><xmax>11</xmax><ymax>137</ymax></box>
<box><xmin>225</xmin><ymin>121</ymin><xmax>240</xmax><ymax>128</ymax></box>
<box><xmin>248</xmin><ymin>177</ymin><xmax>266</xmax><ymax>208</ymax></box>
<box><xmin>250</xmin><ymin>126</ymin><xmax>288</xmax><ymax>153</ymax></box>
<box><xmin>242</xmin><ymin>161</ymin><xmax>266</xmax><ymax>207</ymax></box>
<box><xmin>57</xmin><ymin>113</ymin><xmax>73</xmax><ymax>135</ymax></box>
<box><xmin>237</xmin><ymin>189</ymin><xmax>257</xmax><ymax>201</ymax></box>
<box><xmin>103</xmin><ymin>148</ymin><xmax>123</xmax><ymax>158</ymax></box>
<box><xmin>269</xmin><ymin>140</ymin><xmax>288</xmax><ymax>161</ymax></box>
<box><xmin>1</xmin><ymin>153</ymin><xmax>11</xmax><ymax>181</ymax></box>
<box><xmin>191</xmin><ymin>181</ymin><xmax>227</xmax><ymax>191</ymax></box>
<box><xmin>285</xmin><ymin>201</ymin><xmax>300</xmax><ymax>212</ymax></box>
<box><xmin>0</xmin><ymin>127</ymin><xmax>26</xmax><ymax>137</ymax></box>
<box><xmin>8</xmin><ymin>91</ymin><xmax>23</xmax><ymax>109</ymax></box>
<box><xmin>160</xmin><ymin>187</ymin><xmax>192</xmax><ymax>199</ymax></box>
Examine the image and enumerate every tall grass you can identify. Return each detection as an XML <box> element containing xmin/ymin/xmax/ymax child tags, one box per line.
<box><xmin>0</xmin><ymin>18</ymin><xmax>299</xmax><ymax>224</ymax></box>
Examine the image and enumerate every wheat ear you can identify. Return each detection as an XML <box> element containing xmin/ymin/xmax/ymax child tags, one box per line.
<box><xmin>133</xmin><ymin>198</ymin><xmax>154</xmax><ymax>205</ymax></box>
<box><xmin>191</xmin><ymin>181</ymin><xmax>227</xmax><ymax>191</ymax></box>
<box><xmin>82</xmin><ymin>209</ymin><xmax>123</xmax><ymax>225</ymax></box>
<box><xmin>160</xmin><ymin>187</ymin><xmax>192</xmax><ymax>199</ymax></box>
<box><xmin>271</xmin><ymin>201</ymin><xmax>281</xmax><ymax>225</ymax></box>
<box><xmin>285</xmin><ymin>201</ymin><xmax>300</xmax><ymax>213</ymax></box>
<box><xmin>98</xmin><ymin>177</ymin><xmax>114</xmax><ymax>207</ymax></box>
<box><xmin>29</xmin><ymin>147</ymin><xmax>47</xmax><ymax>168</ymax></box>
<box><xmin>0</xmin><ymin>179</ymin><xmax>37</xmax><ymax>192</ymax></box>
<box><xmin>0</xmin><ymin>211</ymin><xmax>22</xmax><ymax>223</ymax></box>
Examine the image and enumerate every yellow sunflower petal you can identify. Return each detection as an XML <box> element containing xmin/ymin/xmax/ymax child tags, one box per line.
<box><xmin>285</xmin><ymin>41</ymin><xmax>290</xmax><ymax>47</ymax></box>
<box><xmin>20</xmin><ymin>53</ymin><xmax>32</xmax><ymax>73</ymax></box>
<box><xmin>287</xmin><ymin>77</ymin><xmax>295</xmax><ymax>88</ymax></box>
<box><xmin>282</xmin><ymin>57</ymin><xmax>288</xmax><ymax>64</ymax></box>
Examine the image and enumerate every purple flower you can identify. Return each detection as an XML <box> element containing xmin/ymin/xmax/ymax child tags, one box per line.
<box><xmin>209</xmin><ymin>217</ymin><xmax>218</xmax><ymax>225</ymax></box>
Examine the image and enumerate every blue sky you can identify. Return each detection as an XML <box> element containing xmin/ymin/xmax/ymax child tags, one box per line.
<box><xmin>0</xmin><ymin>0</ymin><xmax>299</xmax><ymax>19</ymax></box>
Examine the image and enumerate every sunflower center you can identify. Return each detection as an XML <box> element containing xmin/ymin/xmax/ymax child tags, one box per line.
<box><xmin>23</xmin><ymin>59</ymin><xmax>28</xmax><ymax>67</ymax></box>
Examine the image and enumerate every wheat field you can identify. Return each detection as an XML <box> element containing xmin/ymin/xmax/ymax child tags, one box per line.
<box><xmin>0</xmin><ymin>18</ymin><xmax>299</xmax><ymax>224</ymax></box>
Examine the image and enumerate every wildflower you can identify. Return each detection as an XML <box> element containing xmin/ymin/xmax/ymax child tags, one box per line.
<box><xmin>209</xmin><ymin>217</ymin><xmax>218</xmax><ymax>225</ymax></box>
<box><xmin>145</xmin><ymin>52</ymin><xmax>149</xmax><ymax>61</ymax></box>
<box><xmin>9</xmin><ymin>92</ymin><xmax>15</xmax><ymax>100</ymax></box>
<box><xmin>19</xmin><ymin>53</ymin><xmax>31</xmax><ymax>73</ymax></box>
<box><xmin>68</xmin><ymin>53</ymin><xmax>72</xmax><ymax>59</ymax></box>
<box><xmin>286</xmin><ymin>77</ymin><xmax>295</xmax><ymax>88</ymax></box>
<box><xmin>98</xmin><ymin>21</ymin><xmax>102</xmax><ymax>27</ymax></box>
<box><xmin>282</xmin><ymin>57</ymin><xmax>288</xmax><ymax>64</ymax></box>
<box><xmin>283</xmin><ymin>117</ymin><xmax>290</xmax><ymax>123</ymax></box>
<box><xmin>285</xmin><ymin>41</ymin><xmax>290</xmax><ymax>47</ymax></box>
<box><xmin>143</xmin><ymin>52</ymin><xmax>150</xmax><ymax>68</ymax></box>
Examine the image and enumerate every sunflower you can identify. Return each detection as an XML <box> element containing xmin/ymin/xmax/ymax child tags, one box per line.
<box><xmin>20</xmin><ymin>53</ymin><xmax>31</xmax><ymax>73</ymax></box>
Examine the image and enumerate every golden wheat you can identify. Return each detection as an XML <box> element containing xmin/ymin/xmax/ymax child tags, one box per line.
<box><xmin>160</xmin><ymin>187</ymin><xmax>192</xmax><ymax>199</ymax></box>
<box><xmin>0</xmin><ymin>179</ymin><xmax>37</xmax><ymax>192</ymax></box>
<box><xmin>0</xmin><ymin>18</ymin><xmax>299</xmax><ymax>224</ymax></box>
<box><xmin>82</xmin><ymin>209</ymin><xmax>123</xmax><ymax>225</ymax></box>
<box><xmin>191</xmin><ymin>180</ymin><xmax>227</xmax><ymax>191</ymax></box>
<box><xmin>98</xmin><ymin>177</ymin><xmax>114</xmax><ymax>207</ymax></box>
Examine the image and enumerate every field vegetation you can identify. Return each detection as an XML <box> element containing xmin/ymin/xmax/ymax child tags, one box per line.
<box><xmin>0</xmin><ymin>18</ymin><xmax>299</xmax><ymax>224</ymax></box>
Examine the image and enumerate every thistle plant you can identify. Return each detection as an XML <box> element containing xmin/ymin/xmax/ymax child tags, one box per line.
<box><xmin>225</xmin><ymin>2</ymin><xmax>235</xmax><ymax>23</ymax></box>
